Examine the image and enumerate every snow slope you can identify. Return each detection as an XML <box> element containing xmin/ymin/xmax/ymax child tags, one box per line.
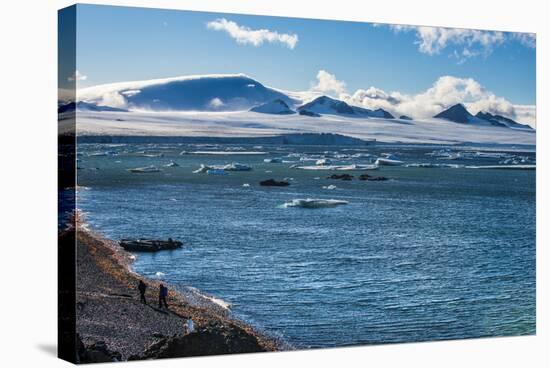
<box><xmin>75</xmin><ymin>74</ymin><xmax>298</xmax><ymax>112</ymax></box>
<box><xmin>67</xmin><ymin>74</ymin><xmax>535</xmax><ymax>146</ymax></box>
<box><xmin>250</xmin><ymin>99</ymin><xmax>295</xmax><ymax>114</ymax></box>
<box><xmin>74</xmin><ymin>109</ymin><xmax>535</xmax><ymax>146</ymax></box>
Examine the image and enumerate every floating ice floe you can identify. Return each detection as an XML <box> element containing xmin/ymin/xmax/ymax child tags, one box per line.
<box><xmin>465</xmin><ymin>165</ymin><xmax>536</xmax><ymax>170</ymax></box>
<box><xmin>375</xmin><ymin>158</ymin><xmax>403</xmax><ymax>166</ymax></box>
<box><xmin>264</xmin><ymin>157</ymin><xmax>283</xmax><ymax>163</ymax></box>
<box><xmin>283</xmin><ymin>198</ymin><xmax>349</xmax><ymax>208</ymax></box>
<box><xmin>128</xmin><ymin>165</ymin><xmax>162</xmax><ymax>173</ymax></box>
<box><xmin>405</xmin><ymin>163</ymin><xmax>464</xmax><ymax>169</ymax></box>
<box><xmin>190</xmin><ymin>151</ymin><xmax>266</xmax><ymax>155</ymax></box>
<box><xmin>223</xmin><ymin>162</ymin><xmax>252</xmax><ymax>171</ymax></box>
<box><xmin>164</xmin><ymin>161</ymin><xmax>179</xmax><ymax>167</ymax></box>
<box><xmin>293</xmin><ymin>164</ymin><xmax>379</xmax><ymax>171</ymax></box>
<box><xmin>193</xmin><ymin>162</ymin><xmax>252</xmax><ymax>174</ymax></box>
<box><xmin>315</xmin><ymin>158</ymin><xmax>332</xmax><ymax>166</ymax></box>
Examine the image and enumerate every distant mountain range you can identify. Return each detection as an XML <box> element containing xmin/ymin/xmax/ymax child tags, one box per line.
<box><xmin>58</xmin><ymin>74</ymin><xmax>532</xmax><ymax>130</ymax></box>
<box><xmin>433</xmin><ymin>103</ymin><xmax>532</xmax><ymax>130</ymax></box>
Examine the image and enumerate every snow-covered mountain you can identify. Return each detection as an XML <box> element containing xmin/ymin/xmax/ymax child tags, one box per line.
<box><xmin>58</xmin><ymin>101</ymin><xmax>128</xmax><ymax>113</ymax></box>
<box><xmin>249</xmin><ymin>99</ymin><xmax>295</xmax><ymax>114</ymax></box>
<box><xmin>296</xmin><ymin>95</ymin><xmax>394</xmax><ymax>118</ymax></box>
<box><xmin>61</xmin><ymin>74</ymin><xmax>535</xmax><ymax>145</ymax></box>
<box><xmin>433</xmin><ymin>103</ymin><xmax>533</xmax><ymax>130</ymax></box>
<box><xmin>475</xmin><ymin>111</ymin><xmax>533</xmax><ymax>130</ymax></box>
<box><xmin>433</xmin><ymin>104</ymin><xmax>474</xmax><ymax>124</ymax></box>
<box><xmin>74</xmin><ymin>74</ymin><xmax>298</xmax><ymax>112</ymax></box>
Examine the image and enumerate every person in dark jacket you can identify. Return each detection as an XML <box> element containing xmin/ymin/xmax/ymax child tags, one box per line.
<box><xmin>138</xmin><ymin>280</ymin><xmax>147</xmax><ymax>304</ymax></box>
<box><xmin>158</xmin><ymin>284</ymin><xmax>168</xmax><ymax>309</ymax></box>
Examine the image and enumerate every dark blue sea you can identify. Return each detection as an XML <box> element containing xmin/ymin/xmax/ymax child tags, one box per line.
<box><xmin>76</xmin><ymin>142</ymin><xmax>536</xmax><ymax>348</ymax></box>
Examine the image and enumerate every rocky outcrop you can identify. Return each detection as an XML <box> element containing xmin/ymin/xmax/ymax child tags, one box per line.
<box><xmin>77</xmin><ymin>335</ymin><xmax>123</xmax><ymax>363</ymax></box>
<box><xmin>327</xmin><ymin>174</ymin><xmax>354</xmax><ymax>180</ymax></box>
<box><xmin>260</xmin><ymin>179</ymin><xmax>290</xmax><ymax>187</ymax></box>
<box><xmin>359</xmin><ymin>174</ymin><xmax>388</xmax><ymax>181</ymax></box>
<box><xmin>130</xmin><ymin>324</ymin><xmax>266</xmax><ymax>360</ymax></box>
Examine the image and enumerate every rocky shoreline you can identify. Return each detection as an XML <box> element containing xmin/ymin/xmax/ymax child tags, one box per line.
<box><xmin>68</xmin><ymin>226</ymin><xmax>281</xmax><ymax>363</ymax></box>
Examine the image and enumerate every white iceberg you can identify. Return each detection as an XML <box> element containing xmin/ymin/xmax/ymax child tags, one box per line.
<box><xmin>264</xmin><ymin>157</ymin><xmax>283</xmax><ymax>163</ymax></box>
<box><xmin>223</xmin><ymin>162</ymin><xmax>252</xmax><ymax>171</ymax></box>
<box><xmin>283</xmin><ymin>198</ymin><xmax>349</xmax><ymax>208</ymax></box>
<box><xmin>375</xmin><ymin>158</ymin><xmax>403</xmax><ymax>166</ymax></box>
<box><xmin>164</xmin><ymin>161</ymin><xmax>179</xmax><ymax>167</ymax></box>
<box><xmin>315</xmin><ymin>158</ymin><xmax>332</xmax><ymax>166</ymax></box>
<box><xmin>193</xmin><ymin>162</ymin><xmax>252</xmax><ymax>173</ymax></box>
<box><xmin>293</xmin><ymin>164</ymin><xmax>379</xmax><ymax>171</ymax></box>
<box><xmin>128</xmin><ymin>165</ymin><xmax>162</xmax><ymax>173</ymax></box>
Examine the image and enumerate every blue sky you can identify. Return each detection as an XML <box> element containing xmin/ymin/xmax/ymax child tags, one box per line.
<box><xmin>60</xmin><ymin>4</ymin><xmax>536</xmax><ymax>123</ymax></box>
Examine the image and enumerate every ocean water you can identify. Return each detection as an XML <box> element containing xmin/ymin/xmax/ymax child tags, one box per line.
<box><xmin>76</xmin><ymin>143</ymin><xmax>536</xmax><ymax>348</ymax></box>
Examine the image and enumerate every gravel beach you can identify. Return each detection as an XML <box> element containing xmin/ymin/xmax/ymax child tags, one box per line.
<box><xmin>68</xmin><ymin>227</ymin><xmax>280</xmax><ymax>362</ymax></box>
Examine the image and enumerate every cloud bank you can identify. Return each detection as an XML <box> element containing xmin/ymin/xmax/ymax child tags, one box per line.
<box><xmin>382</xmin><ymin>25</ymin><xmax>534</xmax><ymax>63</ymax></box>
<box><xmin>313</xmin><ymin>71</ymin><xmax>535</xmax><ymax>127</ymax></box>
<box><xmin>207</xmin><ymin>18</ymin><xmax>298</xmax><ymax>49</ymax></box>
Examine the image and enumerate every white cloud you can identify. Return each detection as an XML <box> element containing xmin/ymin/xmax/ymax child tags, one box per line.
<box><xmin>68</xmin><ymin>70</ymin><xmax>87</xmax><ymax>82</ymax></box>
<box><xmin>208</xmin><ymin>97</ymin><xmax>225</xmax><ymax>109</ymax></box>
<box><xmin>512</xmin><ymin>33</ymin><xmax>536</xmax><ymax>48</ymax></box>
<box><xmin>206</xmin><ymin>18</ymin><xmax>298</xmax><ymax>49</ymax></box>
<box><xmin>385</xmin><ymin>25</ymin><xmax>513</xmax><ymax>63</ymax></box>
<box><xmin>311</xmin><ymin>70</ymin><xmax>347</xmax><ymax>95</ymax></box>
<box><xmin>311</xmin><ymin>70</ymin><xmax>535</xmax><ymax>127</ymax></box>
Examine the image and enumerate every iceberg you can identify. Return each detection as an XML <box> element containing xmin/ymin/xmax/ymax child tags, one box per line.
<box><xmin>164</xmin><ymin>161</ymin><xmax>179</xmax><ymax>167</ymax></box>
<box><xmin>293</xmin><ymin>164</ymin><xmax>379</xmax><ymax>171</ymax></box>
<box><xmin>223</xmin><ymin>162</ymin><xmax>252</xmax><ymax>171</ymax></box>
<box><xmin>315</xmin><ymin>158</ymin><xmax>332</xmax><ymax>166</ymax></box>
<box><xmin>193</xmin><ymin>162</ymin><xmax>252</xmax><ymax>173</ymax></box>
<box><xmin>128</xmin><ymin>165</ymin><xmax>162</xmax><ymax>173</ymax></box>
<box><xmin>264</xmin><ymin>157</ymin><xmax>283</xmax><ymax>163</ymax></box>
<box><xmin>283</xmin><ymin>198</ymin><xmax>349</xmax><ymax>208</ymax></box>
<box><xmin>465</xmin><ymin>165</ymin><xmax>536</xmax><ymax>170</ymax></box>
<box><xmin>375</xmin><ymin>158</ymin><xmax>403</xmax><ymax>166</ymax></box>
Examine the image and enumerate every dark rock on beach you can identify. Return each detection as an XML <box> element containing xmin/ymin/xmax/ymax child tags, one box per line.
<box><xmin>260</xmin><ymin>179</ymin><xmax>290</xmax><ymax>186</ymax></box>
<box><xmin>130</xmin><ymin>324</ymin><xmax>265</xmax><ymax>360</ymax></box>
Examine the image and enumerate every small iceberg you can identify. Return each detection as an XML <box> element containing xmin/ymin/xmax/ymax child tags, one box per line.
<box><xmin>375</xmin><ymin>158</ymin><xmax>403</xmax><ymax>166</ymax></box>
<box><xmin>465</xmin><ymin>165</ymin><xmax>535</xmax><ymax>170</ymax></box>
<box><xmin>223</xmin><ymin>162</ymin><xmax>252</xmax><ymax>171</ymax></box>
<box><xmin>128</xmin><ymin>165</ymin><xmax>161</xmax><ymax>173</ymax></box>
<box><xmin>315</xmin><ymin>158</ymin><xmax>332</xmax><ymax>166</ymax></box>
<box><xmin>283</xmin><ymin>198</ymin><xmax>349</xmax><ymax>209</ymax></box>
<box><xmin>164</xmin><ymin>161</ymin><xmax>179</xmax><ymax>167</ymax></box>
<box><xmin>193</xmin><ymin>163</ymin><xmax>252</xmax><ymax>173</ymax></box>
<box><xmin>294</xmin><ymin>164</ymin><xmax>379</xmax><ymax>171</ymax></box>
<box><xmin>264</xmin><ymin>158</ymin><xmax>283</xmax><ymax>163</ymax></box>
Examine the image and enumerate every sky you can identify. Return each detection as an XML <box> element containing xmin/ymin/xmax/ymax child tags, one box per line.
<box><xmin>61</xmin><ymin>4</ymin><xmax>536</xmax><ymax>125</ymax></box>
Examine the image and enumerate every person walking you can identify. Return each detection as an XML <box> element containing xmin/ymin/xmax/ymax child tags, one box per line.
<box><xmin>158</xmin><ymin>284</ymin><xmax>168</xmax><ymax>309</ymax></box>
<box><xmin>138</xmin><ymin>280</ymin><xmax>147</xmax><ymax>304</ymax></box>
